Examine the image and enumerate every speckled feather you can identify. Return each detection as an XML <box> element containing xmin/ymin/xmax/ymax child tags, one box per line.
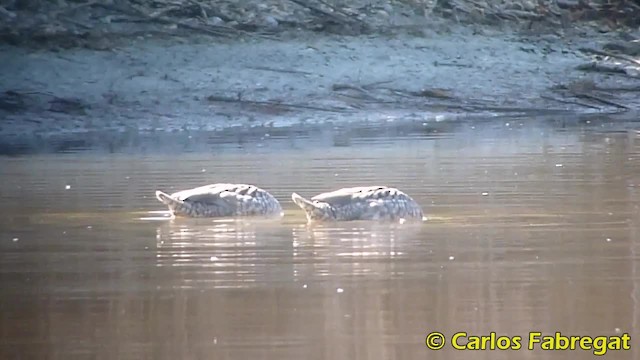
<box><xmin>292</xmin><ymin>186</ymin><xmax>424</xmax><ymax>222</ymax></box>
<box><xmin>156</xmin><ymin>183</ymin><xmax>283</xmax><ymax>218</ymax></box>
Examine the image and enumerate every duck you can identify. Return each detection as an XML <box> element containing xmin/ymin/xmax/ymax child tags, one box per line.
<box><xmin>155</xmin><ymin>183</ymin><xmax>283</xmax><ymax>218</ymax></box>
<box><xmin>291</xmin><ymin>186</ymin><xmax>424</xmax><ymax>223</ymax></box>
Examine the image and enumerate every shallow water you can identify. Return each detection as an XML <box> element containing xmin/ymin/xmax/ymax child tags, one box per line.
<box><xmin>1</xmin><ymin>118</ymin><xmax>640</xmax><ymax>359</ymax></box>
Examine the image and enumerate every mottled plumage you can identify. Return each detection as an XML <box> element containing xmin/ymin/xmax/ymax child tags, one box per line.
<box><xmin>156</xmin><ymin>183</ymin><xmax>283</xmax><ymax>218</ymax></box>
<box><xmin>291</xmin><ymin>186</ymin><xmax>424</xmax><ymax>222</ymax></box>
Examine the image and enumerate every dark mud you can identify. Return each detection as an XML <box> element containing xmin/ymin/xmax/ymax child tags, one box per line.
<box><xmin>1</xmin><ymin>13</ymin><xmax>639</xmax><ymax>151</ymax></box>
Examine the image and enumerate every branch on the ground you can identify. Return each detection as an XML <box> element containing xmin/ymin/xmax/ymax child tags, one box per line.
<box><xmin>575</xmin><ymin>62</ymin><xmax>640</xmax><ymax>78</ymax></box>
<box><xmin>573</xmin><ymin>93</ymin><xmax>630</xmax><ymax>110</ymax></box>
<box><xmin>596</xmin><ymin>85</ymin><xmax>640</xmax><ymax>92</ymax></box>
<box><xmin>408</xmin><ymin>88</ymin><xmax>456</xmax><ymax>99</ymax></box>
<box><xmin>540</xmin><ymin>94</ymin><xmax>602</xmax><ymax>110</ymax></box>
<box><xmin>0</xmin><ymin>90</ymin><xmax>90</xmax><ymax>115</ymax></box>
<box><xmin>206</xmin><ymin>94</ymin><xmax>352</xmax><ymax>113</ymax></box>
<box><xmin>551</xmin><ymin>79</ymin><xmax>634</xmax><ymax>110</ymax></box>
<box><xmin>331</xmin><ymin>84</ymin><xmax>381</xmax><ymax>101</ymax></box>
<box><xmin>579</xmin><ymin>47</ymin><xmax>640</xmax><ymax>67</ymax></box>
<box><xmin>247</xmin><ymin>66</ymin><xmax>316</xmax><ymax>75</ymax></box>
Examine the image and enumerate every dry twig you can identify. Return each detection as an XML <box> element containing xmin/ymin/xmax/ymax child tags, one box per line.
<box><xmin>206</xmin><ymin>94</ymin><xmax>350</xmax><ymax>113</ymax></box>
<box><xmin>579</xmin><ymin>47</ymin><xmax>640</xmax><ymax>67</ymax></box>
<box><xmin>540</xmin><ymin>94</ymin><xmax>601</xmax><ymax>109</ymax></box>
<box><xmin>248</xmin><ymin>66</ymin><xmax>315</xmax><ymax>75</ymax></box>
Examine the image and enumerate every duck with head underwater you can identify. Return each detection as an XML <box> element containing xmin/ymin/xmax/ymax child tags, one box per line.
<box><xmin>291</xmin><ymin>186</ymin><xmax>425</xmax><ymax>223</ymax></box>
<box><xmin>155</xmin><ymin>183</ymin><xmax>283</xmax><ymax>218</ymax></box>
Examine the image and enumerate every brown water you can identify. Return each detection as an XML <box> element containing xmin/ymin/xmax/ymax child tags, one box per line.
<box><xmin>1</xmin><ymin>118</ymin><xmax>640</xmax><ymax>359</ymax></box>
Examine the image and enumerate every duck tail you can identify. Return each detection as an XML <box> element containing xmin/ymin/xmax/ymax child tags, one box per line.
<box><xmin>156</xmin><ymin>190</ymin><xmax>195</xmax><ymax>216</ymax></box>
<box><xmin>155</xmin><ymin>191</ymin><xmax>177</xmax><ymax>205</ymax></box>
<box><xmin>156</xmin><ymin>190</ymin><xmax>191</xmax><ymax>215</ymax></box>
<box><xmin>291</xmin><ymin>192</ymin><xmax>314</xmax><ymax>211</ymax></box>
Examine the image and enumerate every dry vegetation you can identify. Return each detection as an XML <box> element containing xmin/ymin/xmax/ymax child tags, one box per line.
<box><xmin>0</xmin><ymin>0</ymin><xmax>639</xmax><ymax>49</ymax></box>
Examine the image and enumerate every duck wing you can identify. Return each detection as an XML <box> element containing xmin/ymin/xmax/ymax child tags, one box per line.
<box><xmin>311</xmin><ymin>186</ymin><xmax>389</xmax><ymax>207</ymax></box>
<box><xmin>172</xmin><ymin>184</ymin><xmax>257</xmax><ymax>208</ymax></box>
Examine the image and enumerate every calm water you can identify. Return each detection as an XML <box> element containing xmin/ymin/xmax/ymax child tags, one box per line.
<box><xmin>1</xmin><ymin>118</ymin><xmax>640</xmax><ymax>359</ymax></box>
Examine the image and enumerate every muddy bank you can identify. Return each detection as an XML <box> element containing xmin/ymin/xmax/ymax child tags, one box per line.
<box><xmin>1</xmin><ymin>19</ymin><xmax>640</xmax><ymax>146</ymax></box>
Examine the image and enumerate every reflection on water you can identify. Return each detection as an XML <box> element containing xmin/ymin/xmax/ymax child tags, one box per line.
<box><xmin>1</xmin><ymin>118</ymin><xmax>640</xmax><ymax>359</ymax></box>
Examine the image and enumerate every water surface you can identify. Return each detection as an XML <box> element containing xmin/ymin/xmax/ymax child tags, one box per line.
<box><xmin>1</xmin><ymin>118</ymin><xmax>639</xmax><ymax>359</ymax></box>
